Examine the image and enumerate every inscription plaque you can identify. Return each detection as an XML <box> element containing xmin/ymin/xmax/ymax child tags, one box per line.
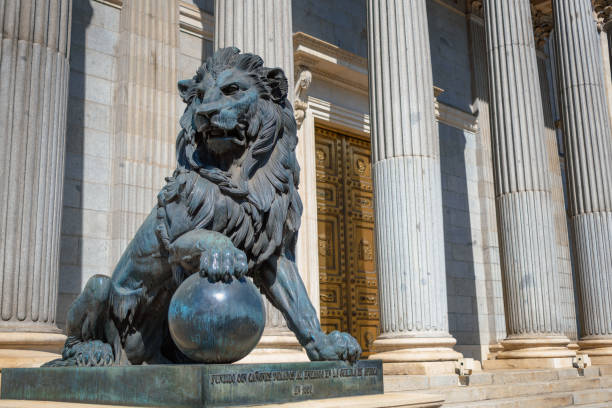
<box><xmin>1</xmin><ymin>360</ymin><xmax>383</xmax><ymax>407</ymax></box>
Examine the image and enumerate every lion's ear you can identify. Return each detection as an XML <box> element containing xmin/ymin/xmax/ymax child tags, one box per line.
<box><xmin>266</xmin><ymin>68</ymin><xmax>288</xmax><ymax>102</ymax></box>
<box><xmin>178</xmin><ymin>79</ymin><xmax>195</xmax><ymax>102</ymax></box>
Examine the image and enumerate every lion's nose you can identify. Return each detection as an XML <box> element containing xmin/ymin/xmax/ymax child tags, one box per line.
<box><xmin>196</xmin><ymin>105</ymin><xmax>219</xmax><ymax>119</ymax></box>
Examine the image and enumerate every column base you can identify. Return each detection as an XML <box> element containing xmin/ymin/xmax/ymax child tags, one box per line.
<box><xmin>0</xmin><ymin>332</ymin><xmax>66</xmax><ymax>377</ymax></box>
<box><xmin>482</xmin><ymin>357</ymin><xmax>574</xmax><ymax>370</ymax></box>
<box><xmin>238</xmin><ymin>331</ymin><xmax>309</xmax><ymax>363</ymax></box>
<box><xmin>368</xmin><ymin>336</ymin><xmax>462</xmax><ymax>374</ymax></box>
<box><xmin>496</xmin><ymin>336</ymin><xmax>575</xmax><ymax>358</ymax></box>
<box><xmin>578</xmin><ymin>338</ymin><xmax>612</xmax><ymax>366</ymax></box>
<box><xmin>486</xmin><ymin>343</ymin><xmax>504</xmax><ymax>360</ymax></box>
<box><xmin>482</xmin><ymin>335</ymin><xmax>575</xmax><ymax>369</ymax></box>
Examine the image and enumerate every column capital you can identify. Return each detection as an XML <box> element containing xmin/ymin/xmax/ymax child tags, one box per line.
<box><xmin>532</xmin><ymin>6</ymin><xmax>554</xmax><ymax>49</ymax></box>
<box><xmin>593</xmin><ymin>0</ymin><xmax>612</xmax><ymax>31</ymax></box>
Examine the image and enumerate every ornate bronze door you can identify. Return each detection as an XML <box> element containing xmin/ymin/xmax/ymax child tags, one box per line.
<box><xmin>314</xmin><ymin>126</ymin><xmax>379</xmax><ymax>357</ymax></box>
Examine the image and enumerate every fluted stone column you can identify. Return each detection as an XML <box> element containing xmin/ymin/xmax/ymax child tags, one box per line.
<box><xmin>482</xmin><ymin>0</ymin><xmax>574</xmax><ymax>368</ymax></box>
<box><xmin>467</xmin><ymin>2</ymin><xmax>507</xmax><ymax>359</ymax></box>
<box><xmin>530</xmin><ymin>7</ymin><xmax>579</xmax><ymax>345</ymax></box>
<box><xmin>366</xmin><ymin>0</ymin><xmax>461</xmax><ymax>372</ymax></box>
<box><xmin>111</xmin><ymin>0</ymin><xmax>180</xmax><ymax>264</ymax></box>
<box><xmin>593</xmin><ymin>0</ymin><xmax>612</xmax><ymax>125</ymax></box>
<box><xmin>215</xmin><ymin>0</ymin><xmax>308</xmax><ymax>363</ymax></box>
<box><xmin>553</xmin><ymin>0</ymin><xmax>612</xmax><ymax>365</ymax></box>
<box><xmin>0</xmin><ymin>0</ymin><xmax>73</xmax><ymax>367</ymax></box>
<box><xmin>536</xmin><ymin>51</ymin><xmax>578</xmax><ymax>344</ymax></box>
<box><xmin>214</xmin><ymin>0</ymin><xmax>294</xmax><ymax>92</ymax></box>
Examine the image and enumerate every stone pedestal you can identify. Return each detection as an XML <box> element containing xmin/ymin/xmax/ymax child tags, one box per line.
<box><xmin>365</xmin><ymin>0</ymin><xmax>461</xmax><ymax>373</ymax></box>
<box><xmin>482</xmin><ymin>0</ymin><xmax>573</xmax><ymax>367</ymax></box>
<box><xmin>552</xmin><ymin>0</ymin><xmax>612</xmax><ymax>366</ymax></box>
<box><xmin>0</xmin><ymin>0</ymin><xmax>72</xmax><ymax>370</ymax></box>
<box><xmin>214</xmin><ymin>0</ymin><xmax>308</xmax><ymax>363</ymax></box>
<box><xmin>2</xmin><ymin>361</ymin><xmax>384</xmax><ymax>406</ymax></box>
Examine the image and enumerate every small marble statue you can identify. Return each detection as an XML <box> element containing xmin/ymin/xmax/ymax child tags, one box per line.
<box><xmin>46</xmin><ymin>47</ymin><xmax>361</xmax><ymax>366</ymax></box>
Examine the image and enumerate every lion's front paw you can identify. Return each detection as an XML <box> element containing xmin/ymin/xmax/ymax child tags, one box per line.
<box><xmin>198</xmin><ymin>239</ymin><xmax>248</xmax><ymax>282</ymax></box>
<box><xmin>305</xmin><ymin>331</ymin><xmax>362</xmax><ymax>362</ymax></box>
<box><xmin>170</xmin><ymin>230</ymin><xmax>248</xmax><ymax>282</ymax></box>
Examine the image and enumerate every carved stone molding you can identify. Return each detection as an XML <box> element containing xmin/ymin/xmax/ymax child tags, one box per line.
<box><xmin>532</xmin><ymin>5</ymin><xmax>554</xmax><ymax>48</ymax></box>
<box><xmin>93</xmin><ymin>0</ymin><xmax>122</xmax><ymax>8</ymax></box>
<box><xmin>469</xmin><ymin>0</ymin><xmax>484</xmax><ymax>18</ymax></box>
<box><xmin>179</xmin><ymin>1</ymin><xmax>214</xmax><ymax>40</ymax></box>
<box><xmin>294</xmin><ymin>32</ymin><xmax>367</xmax><ymax>70</ymax></box>
<box><xmin>593</xmin><ymin>0</ymin><xmax>612</xmax><ymax>31</ymax></box>
<box><xmin>293</xmin><ymin>32</ymin><xmax>369</xmax><ymax>96</ymax></box>
<box><xmin>294</xmin><ymin>66</ymin><xmax>312</xmax><ymax>128</ymax></box>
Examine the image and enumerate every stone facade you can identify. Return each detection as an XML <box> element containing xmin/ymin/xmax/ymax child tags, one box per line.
<box><xmin>2</xmin><ymin>0</ymin><xmax>612</xmax><ymax>380</ymax></box>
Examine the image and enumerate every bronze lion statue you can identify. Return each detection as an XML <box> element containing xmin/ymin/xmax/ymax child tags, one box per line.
<box><xmin>47</xmin><ymin>47</ymin><xmax>361</xmax><ymax>366</ymax></box>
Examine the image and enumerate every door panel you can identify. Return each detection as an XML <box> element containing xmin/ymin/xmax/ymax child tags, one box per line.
<box><xmin>315</xmin><ymin>126</ymin><xmax>380</xmax><ymax>357</ymax></box>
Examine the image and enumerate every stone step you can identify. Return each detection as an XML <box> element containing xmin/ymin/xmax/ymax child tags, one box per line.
<box><xmin>596</xmin><ymin>365</ymin><xmax>612</xmax><ymax>376</ymax></box>
<box><xmin>443</xmin><ymin>388</ymin><xmax>612</xmax><ymax>408</ymax></box>
<box><xmin>466</xmin><ymin>368</ymin><xmax>578</xmax><ymax>386</ymax></box>
<box><xmin>571</xmin><ymin>388</ymin><xmax>612</xmax><ymax>405</ymax></box>
<box><xmin>443</xmin><ymin>391</ymin><xmax>574</xmax><ymax>408</ymax></box>
<box><xmin>385</xmin><ymin>367</ymin><xmax>606</xmax><ymax>393</ymax></box>
<box><xmin>385</xmin><ymin>374</ymin><xmax>459</xmax><ymax>392</ymax></box>
<box><xmin>442</xmin><ymin>377</ymin><xmax>605</xmax><ymax>404</ymax></box>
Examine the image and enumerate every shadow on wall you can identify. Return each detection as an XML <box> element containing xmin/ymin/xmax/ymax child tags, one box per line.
<box><xmin>56</xmin><ymin>0</ymin><xmax>93</xmax><ymax>330</ymax></box>
<box><xmin>439</xmin><ymin>123</ymin><xmax>481</xmax><ymax>361</ymax></box>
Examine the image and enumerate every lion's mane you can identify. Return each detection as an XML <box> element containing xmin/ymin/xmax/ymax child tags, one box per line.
<box><xmin>155</xmin><ymin>48</ymin><xmax>303</xmax><ymax>281</ymax></box>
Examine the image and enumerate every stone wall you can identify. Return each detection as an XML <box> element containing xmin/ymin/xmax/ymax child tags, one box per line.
<box><xmin>57</xmin><ymin>0</ymin><xmax>120</xmax><ymax>327</ymax></box>
<box><xmin>427</xmin><ymin>1</ymin><xmax>473</xmax><ymax>112</ymax></box>
<box><xmin>178</xmin><ymin>32</ymin><xmax>213</xmax><ymax>89</ymax></box>
<box><xmin>292</xmin><ymin>0</ymin><xmax>368</xmax><ymax>58</ymax></box>
<box><xmin>439</xmin><ymin>124</ymin><xmax>504</xmax><ymax>360</ymax></box>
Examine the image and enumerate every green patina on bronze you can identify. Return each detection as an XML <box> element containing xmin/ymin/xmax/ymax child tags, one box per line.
<box><xmin>1</xmin><ymin>360</ymin><xmax>383</xmax><ymax>407</ymax></box>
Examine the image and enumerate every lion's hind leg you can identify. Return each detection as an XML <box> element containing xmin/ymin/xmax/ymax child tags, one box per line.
<box><xmin>44</xmin><ymin>275</ymin><xmax>116</xmax><ymax>367</ymax></box>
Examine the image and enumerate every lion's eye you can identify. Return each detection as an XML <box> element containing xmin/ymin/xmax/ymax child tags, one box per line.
<box><xmin>221</xmin><ymin>83</ymin><xmax>240</xmax><ymax>96</ymax></box>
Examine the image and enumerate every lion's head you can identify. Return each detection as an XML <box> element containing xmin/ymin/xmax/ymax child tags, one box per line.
<box><xmin>176</xmin><ymin>47</ymin><xmax>295</xmax><ymax>174</ymax></box>
<box><xmin>157</xmin><ymin>48</ymin><xmax>302</xmax><ymax>271</ymax></box>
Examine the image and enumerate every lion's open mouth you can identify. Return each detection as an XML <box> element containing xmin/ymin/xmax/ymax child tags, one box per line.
<box><xmin>201</xmin><ymin>126</ymin><xmax>246</xmax><ymax>150</ymax></box>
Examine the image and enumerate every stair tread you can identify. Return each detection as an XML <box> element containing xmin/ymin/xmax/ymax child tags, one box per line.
<box><xmin>441</xmin><ymin>376</ymin><xmax>607</xmax><ymax>403</ymax></box>
<box><xmin>443</xmin><ymin>390</ymin><xmax>575</xmax><ymax>407</ymax></box>
<box><xmin>443</xmin><ymin>387</ymin><xmax>612</xmax><ymax>407</ymax></box>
